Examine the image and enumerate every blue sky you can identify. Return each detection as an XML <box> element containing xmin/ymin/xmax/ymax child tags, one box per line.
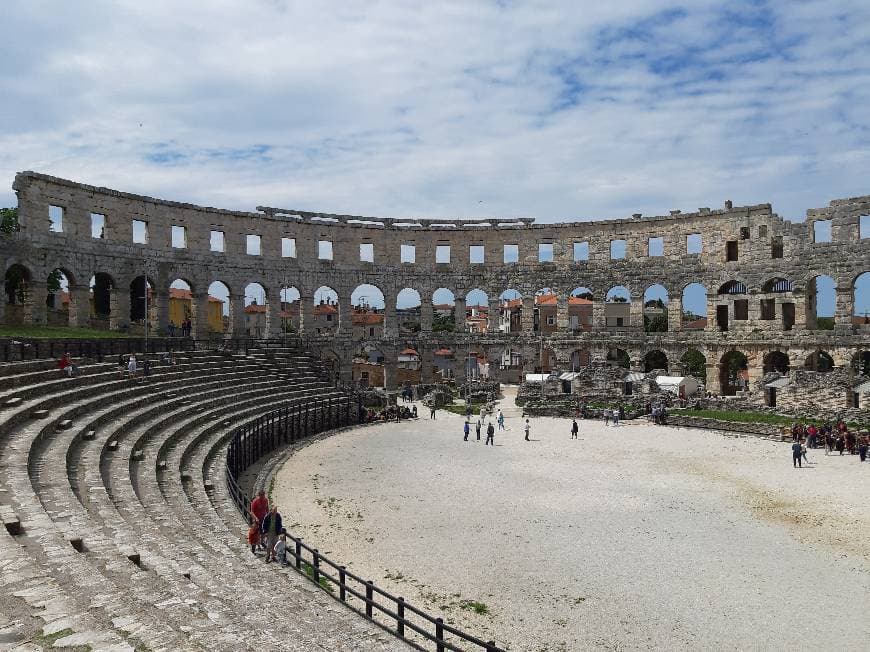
<box><xmin>2</xmin><ymin>2</ymin><xmax>868</xmax><ymax>312</ymax></box>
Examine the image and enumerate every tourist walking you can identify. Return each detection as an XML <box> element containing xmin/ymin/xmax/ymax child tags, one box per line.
<box><xmin>430</xmin><ymin>405</ymin><xmax>436</xmax><ymax>419</ymax></box>
<box><xmin>858</xmin><ymin>437</ymin><xmax>868</xmax><ymax>462</ymax></box>
<box><xmin>571</xmin><ymin>419</ymin><xmax>579</xmax><ymax>439</ymax></box>
<box><xmin>274</xmin><ymin>529</ymin><xmax>288</xmax><ymax>566</ymax></box>
<box><xmin>250</xmin><ymin>490</ymin><xmax>269</xmax><ymax>550</ymax></box>
<box><xmin>261</xmin><ymin>506</ymin><xmax>283</xmax><ymax>563</ymax></box>
<box><xmin>612</xmin><ymin>408</ymin><xmax>620</xmax><ymax>427</ymax></box>
<box><xmin>475</xmin><ymin>419</ymin><xmax>481</xmax><ymax>441</ymax></box>
<box><xmin>497</xmin><ymin>410</ymin><xmax>505</xmax><ymax>430</ymax></box>
<box><xmin>836</xmin><ymin>435</ymin><xmax>846</xmax><ymax>455</ymax></box>
<box><xmin>485</xmin><ymin>421</ymin><xmax>494</xmax><ymax>446</ymax></box>
<box><xmin>792</xmin><ymin>440</ymin><xmax>803</xmax><ymax>468</ymax></box>
<box><xmin>168</xmin><ymin>321</ymin><xmax>176</xmax><ymax>337</ymax></box>
<box><xmin>604</xmin><ymin>410</ymin><xmax>610</xmax><ymax>426</ymax></box>
<box><xmin>463</xmin><ymin>421</ymin><xmax>470</xmax><ymax>441</ymax></box>
<box><xmin>801</xmin><ymin>439</ymin><xmax>809</xmax><ymax>465</ymax></box>
<box><xmin>524</xmin><ymin>419</ymin><xmax>531</xmax><ymax>441</ymax></box>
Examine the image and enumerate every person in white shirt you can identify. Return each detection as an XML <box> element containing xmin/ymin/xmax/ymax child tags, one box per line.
<box><xmin>274</xmin><ymin>529</ymin><xmax>288</xmax><ymax>566</ymax></box>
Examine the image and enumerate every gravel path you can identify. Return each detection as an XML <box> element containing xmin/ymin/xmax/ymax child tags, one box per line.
<box><xmin>273</xmin><ymin>396</ymin><xmax>870</xmax><ymax>651</ymax></box>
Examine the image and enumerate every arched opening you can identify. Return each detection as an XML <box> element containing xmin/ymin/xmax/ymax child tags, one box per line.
<box><xmin>129</xmin><ymin>276</ymin><xmax>156</xmax><ymax>334</ymax></box>
<box><xmin>806</xmin><ymin>275</ymin><xmax>835</xmax><ymax>330</ymax></box>
<box><xmin>539</xmin><ymin>347</ymin><xmax>558</xmax><ymax>373</ymax></box>
<box><xmin>680</xmin><ymin>348</ymin><xmax>707</xmax><ymax>383</ymax></box>
<box><xmin>279</xmin><ymin>286</ymin><xmax>301</xmax><ymax>334</ymax></box>
<box><xmin>643</xmin><ymin>284</ymin><xmax>669</xmax><ymax>333</ymax></box>
<box><xmin>168</xmin><ymin>279</ymin><xmax>194</xmax><ymax>336</ymax></box>
<box><xmin>606</xmin><ymin>348</ymin><xmax>630</xmax><ymax>369</ymax></box>
<box><xmin>681</xmin><ymin>283</ymin><xmax>707</xmax><ymax>329</ymax></box>
<box><xmin>643</xmin><ymin>350</ymin><xmax>668</xmax><ymax>373</ymax></box>
<box><xmin>805</xmin><ymin>350</ymin><xmax>834</xmax><ymax>372</ymax></box>
<box><xmin>46</xmin><ymin>268</ymin><xmax>72</xmax><ymax>326</ymax></box>
<box><xmin>850</xmin><ymin>350</ymin><xmax>870</xmax><ymax>377</ymax></box>
<box><xmin>432</xmin><ymin>288</ymin><xmax>456</xmax><ymax>333</ymax></box>
<box><xmin>499</xmin><ymin>347</ymin><xmax>523</xmax><ymax>383</ymax></box>
<box><xmin>465</xmin><ymin>289</ymin><xmax>489</xmax><ymax>333</ymax></box>
<box><xmin>763</xmin><ymin>351</ymin><xmax>790</xmax><ymax>374</ymax></box>
<box><xmin>352</xmin><ymin>346</ymin><xmax>386</xmax><ymax>388</ymax></box>
<box><xmin>89</xmin><ymin>273</ymin><xmax>114</xmax><ymax>329</ymax></box>
<box><xmin>759</xmin><ymin>278</ymin><xmax>795</xmax><ymax>329</ymax></box>
<box><xmin>854</xmin><ymin>272</ymin><xmax>870</xmax><ymax>326</ymax></box>
<box><xmin>313</xmin><ymin>286</ymin><xmax>339</xmax><ymax>336</ymax></box>
<box><xmin>605</xmin><ymin>286</ymin><xmax>631</xmax><ymax>328</ymax></box>
<box><xmin>465</xmin><ymin>349</ymin><xmax>489</xmax><ymax>381</ymax></box>
<box><xmin>320</xmin><ymin>349</ymin><xmax>342</xmax><ymax>385</ymax></box>
<box><xmin>715</xmin><ymin>280</ymin><xmax>748</xmax><ymax>331</ymax></box>
<box><xmin>244</xmin><ymin>282</ymin><xmax>268</xmax><ymax>338</ymax></box>
<box><xmin>719</xmin><ymin>351</ymin><xmax>748</xmax><ymax>395</ymax></box>
<box><xmin>534</xmin><ymin>287</ymin><xmax>558</xmax><ymax>333</ymax></box>
<box><xmin>499</xmin><ymin>289</ymin><xmax>522</xmax><ymax>333</ymax></box>
<box><xmin>396</xmin><ymin>288</ymin><xmax>422</xmax><ymax>335</ymax></box>
<box><xmin>351</xmin><ymin>284</ymin><xmax>384</xmax><ymax>339</ymax></box>
<box><xmin>569</xmin><ymin>287</ymin><xmax>593</xmax><ymax>334</ymax></box>
<box><xmin>4</xmin><ymin>264</ymin><xmax>31</xmax><ymax>325</ymax></box>
<box><xmin>570</xmin><ymin>349</ymin><xmax>591</xmax><ymax>370</ymax></box>
<box><xmin>207</xmin><ymin>281</ymin><xmax>231</xmax><ymax>335</ymax></box>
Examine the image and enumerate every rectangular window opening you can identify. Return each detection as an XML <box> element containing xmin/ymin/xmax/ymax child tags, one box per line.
<box><xmin>436</xmin><ymin>244</ymin><xmax>451</xmax><ymax>264</ymax></box>
<box><xmin>760</xmin><ymin>298</ymin><xmax>776</xmax><ymax>320</ymax></box>
<box><xmin>771</xmin><ymin>236</ymin><xmax>783</xmax><ymax>259</ymax></box>
<box><xmin>132</xmin><ymin>219</ymin><xmax>148</xmax><ymax>244</ymax></box>
<box><xmin>359</xmin><ymin>242</ymin><xmax>373</xmax><ymax>262</ymax></box>
<box><xmin>813</xmin><ymin>219</ymin><xmax>832</xmax><ymax>243</ymax></box>
<box><xmin>48</xmin><ymin>205</ymin><xmax>63</xmax><ymax>232</ymax></box>
<box><xmin>469</xmin><ymin>244</ymin><xmax>485</xmax><ymax>264</ymax></box>
<box><xmin>610</xmin><ymin>239</ymin><xmax>626</xmax><ymax>260</ymax></box>
<box><xmin>318</xmin><ymin>240</ymin><xmax>333</xmax><ymax>260</ymax></box>
<box><xmin>860</xmin><ymin>215</ymin><xmax>870</xmax><ymax>239</ymax></box>
<box><xmin>687</xmin><ymin>233</ymin><xmax>702</xmax><ymax>254</ymax></box>
<box><xmin>734</xmin><ymin>299</ymin><xmax>749</xmax><ymax>320</ymax></box>
<box><xmin>246</xmin><ymin>234</ymin><xmax>261</xmax><ymax>256</ymax></box>
<box><xmin>90</xmin><ymin>213</ymin><xmax>105</xmax><ymax>239</ymax></box>
<box><xmin>210</xmin><ymin>230</ymin><xmax>225</xmax><ymax>252</ymax></box>
<box><xmin>740</xmin><ymin>227</ymin><xmax>750</xmax><ymax>240</ymax></box>
<box><xmin>171</xmin><ymin>225</ymin><xmax>187</xmax><ymax>249</ymax></box>
<box><xmin>401</xmin><ymin>243</ymin><xmax>415</xmax><ymax>264</ymax></box>
<box><xmin>504</xmin><ymin>244</ymin><xmax>519</xmax><ymax>264</ymax></box>
<box><xmin>573</xmin><ymin>241</ymin><xmax>589</xmax><ymax>261</ymax></box>
<box><xmin>648</xmin><ymin>237</ymin><xmax>664</xmax><ymax>257</ymax></box>
<box><xmin>283</xmin><ymin>237</ymin><xmax>297</xmax><ymax>258</ymax></box>
<box><xmin>538</xmin><ymin>243</ymin><xmax>554</xmax><ymax>262</ymax></box>
<box><xmin>726</xmin><ymin>240</ymin><xmax>738</xmax><ymax>262</ymax></box>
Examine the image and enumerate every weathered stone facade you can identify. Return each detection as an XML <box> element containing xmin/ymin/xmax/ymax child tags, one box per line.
<box><xmin>3</xmin><ymin>172</ymin><xmax>869</xmax><ymax>405</ymax></box>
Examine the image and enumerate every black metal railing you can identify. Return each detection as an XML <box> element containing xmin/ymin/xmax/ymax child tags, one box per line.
<box><xmin>225</xmin><ymin>395</ymin><xmax>505</xmax><ymax>652</ymax></box>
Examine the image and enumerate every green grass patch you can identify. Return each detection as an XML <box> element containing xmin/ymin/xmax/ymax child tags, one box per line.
<box><xmin>444</xmin><ymin>400</ymin><xmax>487</xmax><ymax>416</ymax></box>
<box><xmin>0</xmin><ymin>325</ymin><xmax>134</xmax><ymax>339</ymax></box>
<box><xmin>301</xmin><ymin>560</ymin><xmax>334</xmax><ymax>593</ymax></box>
<box><xmin>458</xmin><ymin>599</ymin><xmax>490</xmax><ymax>615</ymax></box>
<box><xmin>678</xmin><ymin>409</ymin><xmax>801</xmax><ymax>426</ymax></box>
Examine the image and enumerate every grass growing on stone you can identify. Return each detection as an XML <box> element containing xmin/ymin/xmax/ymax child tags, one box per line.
<box><xmin>31</xmin><ymin>627</ymin><xmax>92</xmax><ymax>650</ymax></box>
<box><xmin>458</xmin><ymin>599</ymin><xmax>490</xmax><ymax>615</ymax></box>
<box><xmin>676</xmin><ymin>409</ymin><xmax>795</xmax><ymax>426</ymax></box>
<box><xmin>301</xmin><ymin>560</ymin><xmax>334</xmax><ymax>593</ymax></box>
<box><xmin>0</xmin><ymin>325</ymin><xmax>133</xmax><ymax>339</ymax></box>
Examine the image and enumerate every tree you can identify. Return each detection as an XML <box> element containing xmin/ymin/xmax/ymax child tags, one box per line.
<box><xmin>644</xmin><ymin>313</ymin><xmax>668</xmax><ymax>333</ymax></box>
<box><xmin>681</xmin><ymin>349</ymin><xmax>707</xmax><ymax>382</ymax></box>
<box><xmin>0</xmin><ymin>207</ymin><xmax>19</xmax><ymax>234</ymax></box>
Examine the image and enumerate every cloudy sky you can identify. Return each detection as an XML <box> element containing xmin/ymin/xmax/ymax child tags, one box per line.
<box><xmin>3</xmin><ymin>1</ymin><xmax>870</xmax><ymax>224</ymax></box>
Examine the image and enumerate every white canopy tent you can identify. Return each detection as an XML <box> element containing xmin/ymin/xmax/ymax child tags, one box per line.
<box><xmin>655</xmin><ymin>375</ymin><xmax>700</xmax><ymax>397</ymax></box>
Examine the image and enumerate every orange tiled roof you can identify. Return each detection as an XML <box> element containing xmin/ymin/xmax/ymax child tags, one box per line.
<box><xmin>314</xmin><ymin>304</ymin><xmax>338</xmax><ymax>315</ymax></box>
<box><xmin>400</xmin><ymin>348</ymin><xmax>419</xmax><ymax>356</ymax></box>
<box><xmin>352</xmin><ymin>313</ymin><xmax>384</xmax><ymax>325</ymax></box>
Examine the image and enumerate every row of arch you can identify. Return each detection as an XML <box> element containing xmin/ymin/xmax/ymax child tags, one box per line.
<box><xmin>5</xmin><ymin>263</ymin><xmax>870</xmax><ymax>336</ymax></box>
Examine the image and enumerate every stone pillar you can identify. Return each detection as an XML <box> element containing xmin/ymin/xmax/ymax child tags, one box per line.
<box><xmin>521</xmin><ymin>297</ymin><xmax>534</xmax><ymax>333</ymax></box>
<box><xmin>231</xmin><ymin>294</ymin><xmax>246</xmax><ymax>336</ymax></box>
<box><xmin>420</xmin><ymin>301</ymin><xmax>433</xmax><ymax>333</ymax></box>
<box><xmin>299</xmin><ymin>296</ymin><xmax>313</xmax><ymax>335</ymax></box>
<box><xmin>267</xmin><ymin>289</ymin><xmax>283</xmax><ymax>339</ymax></box>
<box><xmin>110</xmin><ymin>288</ymin><xmax>130</xmax><ymax>331</ymax></box>
<box><xmin>556</xmin><ymin>297</ymin><xmax>569</xmax><ymax>332</ymax></box>
<box><xmin>792</xmin><ymin>296</ymin><xmax>807</xmax><ymax>331</ymax></box>
<box><xmin>667</xmin><ymin>296</ymin><xmax>681</xmax><ymax>332</ymax></box>
<box><xmin>835</xmin><ymin>285</ymin><xmax>854</xmax><ymax>329</ymax></box>
<box><xmin>193</xmin><ymin>292</ymin><xmax>212</xmax><ymax>338</ymax></box>
<box><xmin>706</xmin><ymin>362</ymin><xmax>722</xmax><ymax>394</ymax></box>
<box><xmin>154</xmin><ymin>290</ymin><xmax>170</xmax><ymax>335</ymax></box>
<box><xmin>488</xmin><ymin>298</ymin><xmax>501</xmax><ymax>333</ymax></box>
<box><xmin>383</xmin><ymin>294</ymin><xmax>398</xmax><ymax>338</ymax></box>
<box><xmin>70</xmin><ymin>286</ymin><xmax>91</xmax><ymax>328</ymax></box>
<box><xmin>454</xmin><ymin>298</ymin><xmax>466</xmax><ymax>332</ymax></box>
<box><xmin>629</xmin><ymin>300</ymin><xmax>643</xmax><ymax>329</ymax></box>
<box><xmin>27</xmin><ymin>281</ymin><xmax>47</xmax><ymax>326</ymax></box>
<box><xmin>421</xmin><ymin>347</ymin><xmax>433</xmax><ymax>383</ymax></box>
<box><xmin>592</xmin><ymin>301</ymin><xmax>606</xmax><ymax>331</ymax></box>
<box><xmin>338</xmin><ymin>296</ymin><xmax>352</xmax><ymax>336</ymax></box>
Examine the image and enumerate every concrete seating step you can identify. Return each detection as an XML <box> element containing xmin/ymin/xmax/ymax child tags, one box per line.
<box><xmin>57</xmin><ymin>419</ymin><xmax>73</xmax><ymax>430</ymax></box>
<box><xmin>0</xmin><ymin>504</ymin><xmax>21</xmax><ymax>534</ymax></box>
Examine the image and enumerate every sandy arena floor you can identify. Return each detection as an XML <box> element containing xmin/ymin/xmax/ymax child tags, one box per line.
<box><xmin>272</xmin><ymin>395</ymin><xmax>870</xmax><ymax>651</ymax></box>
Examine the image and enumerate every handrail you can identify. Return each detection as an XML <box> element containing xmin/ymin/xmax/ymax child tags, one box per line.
<box><xmin>224</xmin><ymin>391</ymin><xmax>505</xmax><ymax>652</ymax></box>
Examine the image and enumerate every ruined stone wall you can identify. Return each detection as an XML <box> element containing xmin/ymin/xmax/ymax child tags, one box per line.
<box><xmin>2</xmin><ymin>172</ymin><xmax>869</xmax><ymax>406</ymax></box>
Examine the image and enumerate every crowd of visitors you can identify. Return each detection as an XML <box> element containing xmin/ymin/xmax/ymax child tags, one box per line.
<box><xmin>361</xmin><ymin>404</ymin><xmax>417</xmax><ymax>423</ymax></box>
<box><xmin>248</xmin><ymin>490</ymin><xmax>288</xmax><ymax>564</ymax></box>
<box><xmin>790</xmin><ymin>420</ymin><xmax>870</xmax><ymax>463</ymax></box>
<box><xmin>167</xmin><ymin>319</ymin><xmax>192</xmax><ymax>338</ymax></box>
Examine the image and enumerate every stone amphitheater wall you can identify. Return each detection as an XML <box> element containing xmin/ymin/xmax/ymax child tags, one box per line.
<box><xmin>3</xmin><ymin>171</ymin><xmax>869</xmax><ymax>400</ymax></box>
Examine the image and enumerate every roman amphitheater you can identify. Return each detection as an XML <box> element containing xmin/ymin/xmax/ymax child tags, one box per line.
<box><xmin>0</xmin><ymin>172</ymin><xmax>868</xmax><ymax>651</ymax></box>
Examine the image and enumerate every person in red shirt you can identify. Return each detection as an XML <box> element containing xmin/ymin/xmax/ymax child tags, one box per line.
<box><xmin>250</xmin><ymin>490</ymin><xmax>269</xmax><ymax>550</ymax></box>
<box><xmin>57</xmin><ymin>352</ymin><xmax>78</xmax><ymax>378</ymax></box>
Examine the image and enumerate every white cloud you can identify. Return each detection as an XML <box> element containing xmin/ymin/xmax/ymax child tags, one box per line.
<box><xmin>2</xmin><ymin>0</ymin><xmax>870</xmax><ymax>222</ymax></box>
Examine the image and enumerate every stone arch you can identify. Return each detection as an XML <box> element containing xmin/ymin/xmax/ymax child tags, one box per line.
<box><xmin>569</xmin><ymin>348</ymin><xmax>591</xmax><ymax>369</ymax></box>
<box><xmin>353</xmin><ymin>344</ymin><xmax>386</xmax><ymax>388</ymax></box>
<box><xmin>715</xmin><ymin>280</ymin><xmax>748</xmax><ymax>331</ymax></box>
<box><xmin>351</xmin><ymin>284</ymin><xmax>384</xmax><ymax>339</ymax></box>
<box><xmin>806</xmin><ymin>274</ymin><xmax>835</xmax><ymax>329</ymax></box>
<box><xmin>569</xmin><ymin>287</ymin><xmax>593</xmax><ymax>334</ymax></box>
<box><xmin>850</xmin><ymin>350</ymin><xmax>870</xmax><ymax>376</ymax></box>
<box><xmin>643</xmin><ymin>349</ymin><xmax>668</xmax><ymax>373</ymax></box>
<box><xmin>680</xmin><ymin>348</ymin><xmax>707</xmax><ymax>382</ymax></box>
<box><xmin>643</xmin><ymin>284</ymin><xmax>669</xmax><ymax>333</ymax></box>
<box><xmin>46</xmin><ymin>267</ymin><xmax>74</xmax><ymax>327</ymax></box>
<box><xmin>499</xmin><ymin>288</ymin><xmax>522</xmax><ymax>334</ymax></box>
<box><xmin>606</xmin><ymin>348</ymin><xmax>630</xmax><ymax>369</ymax></box>
<box><xmin>534</xmin><ymin>287</ymin><xmax>558</xmax><ymax>334</ymax></box>
<box><xmin>464</xmin><ymin>348</ymin><xmax>489</xmax><ymax>381</ymax></box>
<box><xmin>432</xmin><ymin>288</ymin><xmax>456</xmax><ymax>333</ymax></box>
<box><xmin>719</xmin><ymin>350</ymin><xmax>748</xmax><ymax>395</ymax></box>
<box><xmin>465</xmin><ymin>288</ymin><xmax>489</xmax><ymax>333</ymax></box>
<box><xmin>804</xmin><ymin>350</ymin><xmax>834</xmax><ymax>372</ymax></box>
<box><xmin>4</xmin><ymin>263</ymin><xmax>32</xmax><ymax>325</ymax></box>
<box><xmin>279</xmin><ymin>286</ymin><xmax>301</xmax><ymax>334</ymax></box>
<box><xmin>718</xmin><ymin>280</ymin><xmax>747</xmax><ymax>295</ymax></box>
<box><xmin>854</xmin><ymin>271</ymin><xmax>870</xmax><ymax>324</ymax></box>
<box><xmin>763</xmin><ymin>350</ymin><xmax>790</xmax><ymax>374</ymax></box>
<box><xmin>313</xmin><ymin>286</ymin><xmax>340</xmax><ymax>336</ymax></box>
<box><xmin>499</xmin><ymin>347</ymin><xmax>523</xmax><ymax>383</ymax></box>
<box><xmin>89</xmin><ymin>272</ymin><xmax>115</xmax><ymax>328</ymax></box>
<box><xmin>761</xmin><ymin>277</ymin><xmax>793</xmax><ymax>293</ymax></box>
<box><xmin>540</xmin><ymin>347</ymin><xmax>558</xmax><ymax>373</ymax></box>
<box><xmin>243</xmin><ymin>282</ymin><xmax>269</xmax><ymax>338</ymax></box>
<box><xmin>681</xmin><ymin>282</ymin><xmax>707</xmax><ymax>329</ymax></box>
<box><xmin>168</xmin><ymin>278</ymin><xmax>195</xmax><ymax>335</ymax></box>
<box><xmin>207</xmin><ymin>280</ymin><xmax>231</xmax><ymax>335</ymax></box>
<box><xmin>129</xmin><ymin>275</ymin><xmax>157</xmax><ymax>333</ymax></box>
<box><xmin>605</xmin><ymin>286</ymin><xmax>631</xmax><ymax>329</ymax></box>
<box><xmin>396</xmin><ymin>287</ymin><xmax>422</xmax><ymax>335</ymax></box>
<box><xmin>320</xmin><ymin>348</ymin><xmax>342</xmax><ymax>385</ymax></box>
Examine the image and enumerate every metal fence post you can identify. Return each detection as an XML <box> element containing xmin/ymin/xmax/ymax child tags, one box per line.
<box><xmin>397</xmin><ymin>597</ymin><xmax>405</xmax><ymax>637</ymax></box>
<box><xmin>339</xmin><ymin>566</ymin><xmax>347</xmax><ymax>602</ymax></box>
<box><xmin>295</xmin><ymin>538</ymin><xmax>302</xmax><ymax>570</ymax></box>
<box><xmin>436</xmin><ymin>618</ymin><xmax>445</xmax><ymax>652</ymax></box>
<box><xmin>312</xmin><ymin>549</ymin><xmax>320</xmax><ymax>584</ymax></box>
<box><xmin>365</xmin><ymin>581</ymin><xmax>374</xmax><ymax>619</ymax></box>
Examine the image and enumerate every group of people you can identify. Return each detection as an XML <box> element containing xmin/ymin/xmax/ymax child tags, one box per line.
<box><xmin>362</xmin><ymin>404</ymin><xmax>417</xmax><ymax>423</ymax></box>
<box><xmin>791</xmin><ymin>421</ymin><xmax>870</xmax><ymax>462</ymax></box>
<box><xmin>248</xmin><ymin>490</ymin><xmax>288</xmax><ymax>565</ymax></box>
<box><xmin>167</xmin><ymin>319</ymin><xmax>192</xmax><ymax>338</ymax></box>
